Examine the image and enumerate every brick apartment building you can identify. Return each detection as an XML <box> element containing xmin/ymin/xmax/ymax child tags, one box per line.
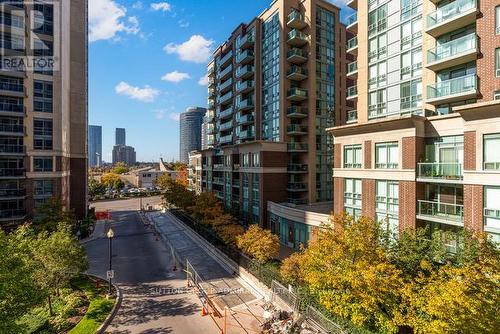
<box><xmin>201</xmin><ymin>0</ymin><xmax>347</xmax><ymax>250</ymax></box>
<box><xmin>0</xmin><ymin>0</ymin><xmax>88</xmax><ymax>227</ymax></box>
<box><xmin>329</xmin><ymin>0</ymin><xmax>500</xmax><ymax>249</ymax></box>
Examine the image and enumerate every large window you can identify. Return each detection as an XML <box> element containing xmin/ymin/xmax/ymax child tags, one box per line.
<box><xmin>484</xmin><ymin>133</ymin><xmax>500</xmax><ymax>170</ymax></box>
<box><xmin>34</xmin><ymin>179</ymin><xmax>54</xmax><ymax>197</ymax></box>
<box><xmin>368</xmin><ymin>4</ymin><xmax>387</xmax><ymax>37</ymax></box>
<box><xmin>401</xmin><ymin>16</ymin><xmax>422</xmax><ymax>49</ymax></box>
<box><xmin>34</xmin><ymin>80</ymin><xmax>53</xmax><ymax>113</ymax></box>
<box><xmin>400</xmin><ymin>79</ymin><xmax>422</xmax><ymax>112</ymax></box>
<box><xmin>496</xmin><ymin>48</ymin><xmax>500</xmax><ymax>77</ymax></box>
<box><xmin>368</xmin><ymin>88</ymin><xmax>387</xmax><ymax>118</ymax></box>
<box><xmin>344</xmin><ymin>178</ymin><xmax>362</xmax><ymax>220</ymax></box>
<box><xmin>376</xmin><ymin>180</ymin><xmax>399</xmax><ymax>235</ymax></box>
<box><xmin>375</xmin><ymin>142</ymin><xmax>399</xmax><ymax>169</ymax></box>
<box><xmin>344</xmin><ymin>144</ymin><xmax>362</xmax><ymax>168</ymax></box>
<box><xmin>401</xmin><ymin>48</ymin><xmax>422</xmax><ymax>80</ymax></box>
<box><xmin>496</xmin><ymin>6</ymin><xmax>500</xmax><ymax>35</ymax></box>
<box><xmin>33</xmin><ymin>118</ymin><xmax>53</xmax><ymax>150</ymax></box>
<box><xmin>33</xmin><ymin>157</ymin><xmax>53</xmax><ymax>172</ymax></box>
<box><xmin>484</xmin><ymin>187</ymin><xmax>500</xmax><ymax>243</ymax></box>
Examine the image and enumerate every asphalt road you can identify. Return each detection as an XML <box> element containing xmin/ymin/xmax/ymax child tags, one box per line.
<box><xmin>84</xmin><ymin>202</ymin><xmax>219</xmax><ymax>334</ymax></box>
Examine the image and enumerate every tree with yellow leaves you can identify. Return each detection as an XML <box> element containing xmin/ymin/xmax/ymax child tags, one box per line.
<box><xmin>236</xmin><ymin>225</ymin><xmax>280</xmax><ymax>263</ymax></box>
<box><xmin>191</xmin><ymin>191</ymin><xmax>224</xmax><ymax>224</ymax></box>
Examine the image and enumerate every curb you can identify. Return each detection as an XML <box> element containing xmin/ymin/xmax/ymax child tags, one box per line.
<box><xmin>85</xmin><ymin>273</ymin><xmax>122</xmax><ymax>334</ymax></box>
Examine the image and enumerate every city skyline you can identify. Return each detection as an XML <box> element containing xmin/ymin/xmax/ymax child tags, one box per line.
<box><xmin>89</xmin><ymin>0</ymin><xmax>353</xmax><ymax>162</ymax></box>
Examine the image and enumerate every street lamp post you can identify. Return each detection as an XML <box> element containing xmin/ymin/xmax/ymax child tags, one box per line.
<box><xmin>107</xmin><ymin>228</ymin><xmax>114</xmax><ymax>296</ymax></box>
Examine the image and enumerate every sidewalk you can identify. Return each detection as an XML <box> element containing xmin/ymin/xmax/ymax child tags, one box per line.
<box><xmin>80</xmin><ymin>220</ymin><xmax>108</xmax><ymax>244</ymax></box>
<box><xmin>147</xmin><ymin>211</ymin><xmax>266</xmax><ymax>334</ymax></box>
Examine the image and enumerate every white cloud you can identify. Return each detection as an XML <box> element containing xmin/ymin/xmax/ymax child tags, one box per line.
<box><xmin>161</xmin><ymin>71</ymin><xmax>191</xmax><ymax>83</ymax></box>
<box><xmin>169</xmin><ymin>112</ymin><xmax>181</xmax><ymax>122</ymax></box>
<box><xmin>89</xmin><ymin>0</ymin><xmax>141</xmax><ymax>42</ymax></box>
<box><xmin>164</xmin><ymin>35</ymin><xmax>214</xmax><ymax>64</ymax></box>
<box><xmin>198</xmin><ymin>74</ymin><xmax>208</xmax><ymax>86</ymax></box>
<box><xmin>115</xmin><ymin>82</ymin><xmax>159</xmax><ymax>102</ymax></box>
<box><xmin>132</xmin><ymin>1</ymin><xmax>143</xmax><ymax>9</ymax></box>
<box><xmin>154</xmin><ymin>110</ymin><xmax>166</xmax><ymax>119</ymax></box>
<box><xmin>151</xmin><ymin>2</ymin><xmax>171</xmax><ymax>12</ymax></box>
<box><xmin>178</xmin><ymin>20</ymin><xmax>190</xmax><ymax>28</ymax></box>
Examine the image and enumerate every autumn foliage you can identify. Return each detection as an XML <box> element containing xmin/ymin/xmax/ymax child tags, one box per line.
<box><xmin>236</xmin><ymin>225</ymin><xmax>280</xmax><ymax>263</ymax></box>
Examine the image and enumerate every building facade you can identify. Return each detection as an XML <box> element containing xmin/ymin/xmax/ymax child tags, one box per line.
<box><xmin>0</xmin><ymin>0</ymin><xmax>88</xmax><ymax>226</ymax></box>
<box><xmin>88</xmin><ymin>125</ymin><xmax>102</xmax><ymax>167</ymax></box>
<box><xmin>112</xmin><ymin>145</ymin><xmax>136</xmax><ymax>166</ymax></box>
<box><xmin>329</xmin><ymin>0</ymin><xmax>500</xmax><ymax>247</ymax></box>
<box><xmin>115</xmin><ymin>128</ymin><xmax>126</xmax><ymax>146</ymax></box>
<box><xmin>179</xmin><ymin>107</ymin><xmax>206</xmax><ymax>163</ymax></box>
<box><xmin>188</xmin><ymin>151</ymin><xmax>202</xmax><ymax>194</ymax></box>
<box><xmin>201</xmin><ymin>0</ymin><xmax>346</xmax><ymax>230</ymax></box>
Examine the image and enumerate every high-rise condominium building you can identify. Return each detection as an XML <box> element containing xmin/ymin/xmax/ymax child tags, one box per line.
<box><xmin>0</xmin><ymin>0</ymin><xmax>87</xmax><ymax>226</ymax></box>
<box><xmin>88</xmin><ymin>125</ymin><xmax>102</xmax><ymax>167</ymax></box>
<box><xmin>112</xmin><ymin>145</ymin><xmax>136</xmax><ymax>166</ymax></box>
<box><xmin>115</xmin><ymin>128</ymin><xmax>126</xmax><ymax>146</ymax></box>
<box><xmin>201</xmin><ymin>0</ymin><xmax>346</xmax><ymax>245</ymax></box>
<box><xmin>329</xmin><ymin>0</ymin><xmax>500</xmax><ymax>247</ymax></box>
<box><xmin>179</xmin><ymin>107</ymin><xmax>206</xmax><ymax>163</ymax></box>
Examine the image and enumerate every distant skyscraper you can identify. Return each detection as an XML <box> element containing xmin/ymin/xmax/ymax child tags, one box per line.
<box><xmin>112</xmin><ymin>145</ymin><xmax>136</xmax><ymax>165</ymax></box>
<box><xmin>115</xmin><ymin>128</ymin><xmax>126</xmax><ymax>145</ymax></box>
<box><xmin>179</xmin><ymin>107</ymin><xmax>206</xmax><ymax>163</ymax></box>
<box><xmin>88</xmin><ymin>125</ymin><xmax>102</xmax><ymax>167</ymax></box>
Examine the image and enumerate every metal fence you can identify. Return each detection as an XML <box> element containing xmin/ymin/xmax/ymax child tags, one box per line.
<box><xmin>304</xmin><ymin>305</ymin><xmax>347</xmax><ymax>334</ymax></box>
<box><xmin>271</xmin><ymin>280</ymin><xmax>299</xmax><ymax>313</ymax></box>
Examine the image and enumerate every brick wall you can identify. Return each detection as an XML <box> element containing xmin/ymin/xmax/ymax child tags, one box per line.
<box><xmin>402</xmin><ymin>137</ymin><xmax>416</xmax><ymax>169</ymax></box>
<box><xmin>334</xmin><ymin>143</ymin><xmax>341</xmax><ymax>168</ymax></box>
<box><xmin>477</xmin><ymin>0</ymin><xmax>500</xmax><ymax>101</ymax></box>
<box><xmin>464</xmin><ymin>131</ymin><xmax>477</xmax><ymax>171</ymax></box>
<box><xmin>333</xmin><ymin>177</ymin><xmax>344</xmax><ymax>214</ymax></box>
<box><xmin>362</xmin><ymin>179</ymin><xmax>376</xmax><ymax>219</ymax></box>
<box><xmin>399</xmin><ymin>181</ymin><xmax>416</xmax><ymax>231</ymax></box>
<box><xmin>364</xmin><ymin>140</ymin><xmax>372</xmax><ymax>169</ymax></box>
<box><xmin>464</xmin><ymin>184</ymin><xmax>484</xmax><ymax>233</ymax></box>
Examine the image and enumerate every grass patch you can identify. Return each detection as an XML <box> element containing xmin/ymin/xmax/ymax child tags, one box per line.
<box><xmin>17</xmin><ymin>275</ymin><xmax>115</xmax><ymax>334</ymax></box>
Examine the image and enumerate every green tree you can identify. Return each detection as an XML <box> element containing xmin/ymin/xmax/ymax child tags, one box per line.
<box><xmin>111</xmin><ymin>162</ymin><xmax>129</xmax><ymax>174</ymax></box>
<box><xmin>88</xmin><ymin>177</ymin><xmax>106</xmax><ymax>197</ymax></box>
<box><xmin>34</xmin><ymin>198</ymin><xmax>74</xmax><ymax>232</ymax></box>
<box><xmin>192</xmin><ymin>192</ymin><xmax>223</xmax><ymax>223</ymax></box>
<box><xmin>30</xmin><ymin>224</ymin><xmax>88</xmax><ymax>315</ymax></box>
<box><xmin>0</xmin><ymin>228</ymin><xmax>43</xmax><ymax>332</ymax></box>
<box><xmin>101</xmin><ymin>172</ymin><xmax>124</xmax><ymax>190</ymax></box>
<box><xmin>155</xmin><ymin>173</ymin><xmax>173</xmax><ymax>190</ymax></box>
<box><xmin>163</xmin><ymin>181</ymin><xmax>195</xmax><ymax>210</ymax></box>
<box><xmin>236</xmin><ymin>225</ymin><xmax>280</xmax><ymax>263</ymax></box>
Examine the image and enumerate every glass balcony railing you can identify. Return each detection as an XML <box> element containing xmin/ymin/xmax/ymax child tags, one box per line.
<box><xmin>0</xmin><ymin>124</ymin><xmax>23</xmax><ymax>133</ymax></box>
<box><xmin>0</xmin><ymin>103</ymin><xmax>23</xmax><ymax>113</ymax></box>
<box><xmin>287</xmin><ymin>106</ymin><xmax>308</xmax><ymax>117</ymax></box>
<box><xmin>347</xmin><ymin>61</ymin><xmax>358</xmax><ymax>74</ymax></box>
<box><xmin>347</xmin><ymin>36</ymin><xmax>358</xmax><ymax>50</ymax></box>
<box><xmin>0</xmin><ymin>188</ymin><xmax>25</xmax><ymax>197</ymax></box>
<box><xmin>287</xmin><ymin>125</ymin><xmax>308</xmax><ymax>134</ymax></box>
<box><xmin>218</xmin><ymin>78</ymin><xmax>232</xmax><ymax>92</ymax></box>
<box><xmin>238</xmin><ymin>33</ymin><xmax>255</xmax><ymax>49</ymax></box>
<box><xmin>427</xmin><ymin>0</ymin><xmax>477</xmax><ymax>30</ymax></box>
<box><xmin>0</xmin><ymin>145</ymin><xmax>24</xmax><ymax>154</ymax></box>
<box><xmin>237</xmin><ymin>114</ymin><xmax>254</xmax><ymax>124</ymax></box>
<box><xmin>347</xmin><ymin>110</ymin><xmax>358</xmax><ymax>123</ymax></box>
<box><xmin>287</xmin><ymin>11</ymin><xmax>305</xmax><ymax>26</ymax></box>
<box><xmin>237</xmin><ymin>98</ymin><xmax>254</xmax><ymax>110</ymax></box>
<box><xmin>0</xmin><ymin>82</ymin><xmax>23</xmax><ymax>92</ymax></box>
<box><xmin>0</xmin><ymin>168</ymin><xmax>24</xmax><ymax>177</ymax></box>
<box><xmin>287</xmin><ymin>143</ymin><xmax>308</xmax><ymax>152</ymax></box>
<box><xmin>236</xmin><ymin>80</ymin><xmax>254</xmax><ymax>92</ymax></box>
<box><xmin>236</xmin><ymin>65</ymin><xmax>254</xmax><ymax>79</ymax></box>
<box><xmin>217</xmin><ymin>64</ymin><xmax>233</xmax><ymax>80</ymax></box>
<box><xmin>427</xmin><ymin>74</ymin><xmax>477</xmax><ymax>100</ymax></box>
<box><xmin>287</xmin><ymin>87</ymin><xmax>308</xmax><ymax>99</ymax></box>
<box><xmin>219</xmin><ymin>51</ymin><xmax>233</xmax><ymax>66</ymax></box>
<box><xmin>238</xmin><ymin>129</ymin><xmax>254</xmax><ymax>139</ymax></box>
<box><xmin>287</xmin><ymin>66</ymin><xmax>308</xmax><ymax>78</ymax></box>
<box><xmin>347</xmin><ymin>85</ymin><xmax>358</xmax><ymax>98</ymax></box>
<box><xmin>218</xmin><ymin>91</ymin><xmax>233</xmax><ymax>104</ymax></box>
<box><xmin>287</xmin><ymin>48</ymin><xmax>308</xmax><ymax>62</ymax></box>
<box><xmin>219</xmin><ymin>121</ymin><xmax>233</xmax><ymax>131</ymax></box>
<box><xmin>219</xmin><ymin>135</ymin><xmax>232</xmax><ymax>144</ymax></box>
<box><xmin>219</xmin><ymin>107</ymin><xmax>233</xmax><ymax>119</ymax></box>
<box><xmin>0</xmin><ymin>209</ymin><xmax>25</xmax><ymax>219</ymax></box>
<box><xmin>418</xmin><ymin>200</ymin><xmax>464</xmax><ymax>223</ymax></box>
<box><xmin>346</xmin><ymin>12</ymin><xmax>357</xmax><ymax>26</ymax></box>
<box><xmin>287</xmin><ymin>182</ymin><xmax>308</xmax><ymax>191</ymax></box>
<box><xmin>427</xmin><ymin>34</ymin><xmax>477</xmax><ymax>64</ymax></box>
<box><xmin>287</xmin><ymin>164</ymin><xmax>308</xmax><ymax>172</ymax></box>
<box><xmin>287</xmin><ymin>30</ymin><xmax>308</xmax><ymax>46</ymax></box>
<box><xmin>417</xmin><ymin>162</ymin><xmax>463</xmax><ymax>180</ymax></box>
<box><xmin>236</xmin><ymin>49</ymin><xmax>254</xmax><ymax>64</ymax></box>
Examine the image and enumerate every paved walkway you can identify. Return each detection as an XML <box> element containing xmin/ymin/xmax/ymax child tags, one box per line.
<box><xmin>147</xmin><ymin>211</ymin><xmax>266</xmax><ymax>334</ymax></box>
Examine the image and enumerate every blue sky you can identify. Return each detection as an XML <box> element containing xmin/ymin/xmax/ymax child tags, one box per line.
<box><xmin>89</xmin><ymin>0</ymin><xmax>352</xmax><ymax>162</ymax></box>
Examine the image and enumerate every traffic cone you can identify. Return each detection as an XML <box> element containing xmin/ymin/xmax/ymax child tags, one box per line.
<box><xmin>201</xmin><ymin>306</ymin><xmax>208</xmax><ymax>316</ymax></box>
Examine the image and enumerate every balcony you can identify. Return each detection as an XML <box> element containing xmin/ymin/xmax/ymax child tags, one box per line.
<box><xmin>347</xmin><ymin>61</ymin><xmax>358</xmax><ymax>78</ymax></box>
<box><xmin>218</xmin><ymin>91</ymin><xmax>233</xmax><ymax>105</ymax></box>
<box><xmin>347</xmin><ymin>85</ymin><xmax>358</xmax><ymax>100</ymax></box>
<box><xmin>214</xmin><ymin>190</ymin><xmax>224</xmax><ymax>199</ymax></box>
<box><xmin>206</xmin><ymin>124</ymin><xmax>215</xmax><ymax>135</ymax></box>
<box><xmin>236</xmin><ymin>113</ymin><xmax>254</xmax><ymax>125</ymax></box>
<box><xmin>347</xmin><ymin>0</ymin><xmax>357</xmax><ymax>10</ymax></box>
<box><xmin>218</xmin><ymin>78</ymin><xmax>233</xmax><ymax>94</ymax></box>
<box><xmin>213</xmin><ymin>177</ymin><xmax>224</xmax><ymax>185</ymax></box>
<box><xmin>427</xmin><ymin>34</ymin><xmax>478</xmax><ymax>71</ymax></box>
<box><xmin>287</xmin><ymin>124</ymin><xmax>308</xmax><ymax>135</ymax></box>
<box><xmin>0</xmin><ymin>124</ymin><xmax>23</xmax><ymax>135</ymax></box>
<box><xmin>287</xmin><ymin>66</ymin><xmax>308</xmax><ymax>81</ymax></box>
<box><xmin>426</xmin><ymin>74</ymin><xmax>477</xmax><ymax>104</ymax></box>
<box><xmin>208</xmin><ymin>77</ymin><xmax>216</xmax><ymax>87</ymax></box>
<box><xmin>218</xmin><ymin>107</ymin><xmax>233</xmax><ymax>120</ymax></box>
<box><xmin>287</xmin><ymin>142</ymin><xmax>308</xmax><ymax>152</ymax></box>
<box><xmin>287</xmin><ymin>164</ymin><xmax>308</xmax><ymax>173</ymax></box>
<box><xmin>287</xmin><ymin>30</ymin><xmax>308</xmax><ymax>47</ymax></box>
<box><xmin>236</xmin><ymin>80</ymin><xmax>254</xmax><ymax>94</ymax></box>
<box><xmin>0</xmin><ymin>209</ymin><xmax>25</xmax><ymax>220</ymax></box>
<box><xmin>347</xmin><ymin>36</ymin><xmax>358</xmax><ymax>54</ymax></box>
<box><xmin>0</xmin><ymin>188</ymin><xmax>25</xmax><ymax>198</ymax></box>
<box><xmin>286</xmin><ymin>106</ymin><xmax>308</xmax><ymax>118</ymax></box>
<box><xmin>287</xmin><ymin>48</ymin><xmax>308</xmax><ymax>65</ymax></box>
<box><xmin>219</xmin><ymin>135</ymin><xmax>233</xmax><ymax>145</ymax></box>
<box><xmin>417</xmin><ymin>200</ymin><xmax>464</xmax><ymax>226</ymax></box>
<box><xmin>217</xmin><ymin>64</ymin><xmax>233</xmax><ymax>81</ymax></box>
<box><xmin>347</xmin><ymin>110</ymin><xmax>358</xmax><ymax>124</ymax></box>
<box><xmin>0</xmin><ymin>103</ymin><xmax>24</xmax><ymax>114</ymax></box>
<box><xmin>237</xmin><ymin>98</ymin><xmax>254</xmax><ymax>111</ymax></box>
<box><xmin>207</xmin><ymin>64</ymin><xmax>215</xmax><ymax>75</ymax></box>
<box><xmin>287</xmin><ymin>182</ymin><xmax>308</xmax><ymax>192</ymax></box>
<box><xmin>287</xmin><ymin>87</ymin><xmax>308</xmax><ymax>101</ymax></box>
<box><xmin>236</xmin><ymin>65</ymin><xmax>254</xmax><ymax>80</ymax></box>
<box><xmin>219</xmin><ymin>120</ymin><xmax>233</xmax><ymax>132</ymax></box>
<box><xmin>287</xmin><ymin>11</ymin><xmax>307</xmax><ymax>30</ymax></box>
<box><xmin>239</xmin><ymin>33</ymin><xmax>255</xmax><ymax>49</ymax></box>
<box><xmin>236</xmin><ymin>49</ymin><xmax>254</xmax><ymax>65</ymax></box>
<box><xmin>426</xmin><ymin>0</ymin><xmax>478</xmax><ymax>37</ymax></box>
<box><xmin>219</xmin><ymin>51</ymin><xmax>233</xmax><ymax>68</ymax></box>
<box><xmin>0</xmin><ymin>145</ymin><xmax>24</xmax><ymax>155</ymax></box>
<box><xmin>208</xmin><ymin>87</ymin><xmax>216</xmax><ymax>97</ymax></box>
<box><xmin>0</xmin><ymin>168</ymin><xmax>24</xmax><ymax>178</ymax></box>
<box><xmin>0</xmin><ymin>82</ymin><xmax>24</xmax><ymax>96</ymax></box>
<box><xmin>417</xmin><ymin>162</ymin><xmax>463</xmax><ymax>182</ymax></box>
<box><xmin>238</xmin><ymin>129</ymin><xmax>255</xmax><ymax>140</ymax></box>
<box><xmin>346</xmin><ymin>12</ymin><xmax>358</xmax><ymax>33</ymax></box>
